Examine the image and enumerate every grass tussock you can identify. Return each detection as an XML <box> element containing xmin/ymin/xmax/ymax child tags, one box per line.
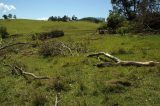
<box><xmin>102</xmin><ymin>79</ymin><xmax>131</xmax><ymax>94</ymax></box>
<box><xmin>32</xmin><ymin>92</ymin><xmax>48</xmax><ymax>106</ymax></box>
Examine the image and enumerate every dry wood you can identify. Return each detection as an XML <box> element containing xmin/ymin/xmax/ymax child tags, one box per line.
<box><xmin>59</xmin><ymin>42</ymin><xmax>73</xmax><ymax>56</ymax></box>
<box><xmin>4</xmin><ymin>64</ymin><xmax>50</xmax><ymax>80</ymax></box>
<box><xmin>88</xmin><ymin>52</ymin><xmax>160</xmax><ymax>67</ymax></box>
<box><xmin>55</xmin><ymin>93</ymin><xmax>60</xmax><ymax>106</ymax></box>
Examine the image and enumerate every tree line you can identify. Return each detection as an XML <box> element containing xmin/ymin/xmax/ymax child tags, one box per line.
<box><xmin>2</xmin><ymin>14</ymin><xmax>17</xmax><ymax>20</ymax></box>
<box><xmin>48</xmin><ymin>15</ymin><xmax>78</xmax><ymax>22</ymax></box>
<box><xmin>48</xmin><ymin>15</ymin><xmax>105</xmax><ymax>23</ymax></box>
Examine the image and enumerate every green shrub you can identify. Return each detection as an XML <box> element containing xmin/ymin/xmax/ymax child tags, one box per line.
<box><xmin>116</xmin><ymin>27</ymin><xmax>129</xmax><ymax>36</ymax></box>
<box><xmin>97</xmin><ymin>23</ymin><xmax>108</xmax><ymax>34</ymax></box>
<box><xmin>98</xmin><ymin>23</ymin><xmax>108</xmax><ymax>30</ymax></box>
<box><xmin>107</xmin><ymin>11</ymin><xmax>125</xmax><ymax>34</ymax></box>
<box><xmin>0</xmin><ymin>26</ymin><xmax>8</xmax><ymax>39</ymax></box>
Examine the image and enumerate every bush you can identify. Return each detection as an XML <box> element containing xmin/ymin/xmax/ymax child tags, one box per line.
<box><xmin>0</xmin><ymin>26</ymin><xmax>8</xmax><ymax>39</ymax></box>
<box><xmin>98</xmin><ymin>23</ymin><xmax>108</xmax><ymax>30</ymax></box>
<box><xmin>35</xmin><ymin>30</ymin><xmax>64</xmax><ymax>40</ymax></box>
<box><xmin>97</xmin><ymin>23</ymin><xmax>108</xmax><ymax>34</ymax></box>
<box><xmin>107</xmin><ymin>11</ymin><xmax>125</xmax><ymax>34</ymax></box>
<box><xmin>116</xmin><ymin>27</ymin><xmax>129</xmax><ymax>36</ymax></box>
<box><xmin>146</xmin><ymin>12</ymin><xmax>160</xmax><ymax>30</ymax></box>
<box><xmin>39</xmin><ymin>41</ymin><xmax>71</xmax><ymax>57</ymax></box>
<box><xmin>80</xmin><ymin>17</ymin><xmax>105</xmax><ymax>23</ymax></box>
<box><xmin>129</xmin><ymin>12</ymin><xmax>160</xmax><ymax>33</ymax></box>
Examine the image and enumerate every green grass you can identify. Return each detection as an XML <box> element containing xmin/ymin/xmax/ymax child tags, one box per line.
<box><xmin>0</xmin><ymin>19</ymin><xmax>160</xmax><ymax>106</ymax></box>
<box><xmin>0</xmin><ymin>19</ymin><xmax>99</xmax><ymax>35</ymax></box>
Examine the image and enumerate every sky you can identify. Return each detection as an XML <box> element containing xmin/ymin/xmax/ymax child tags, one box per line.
<box><xmin>0</xmin><ymin>0</ymin><xmax>112</xmax><ymax>20</ymax></box>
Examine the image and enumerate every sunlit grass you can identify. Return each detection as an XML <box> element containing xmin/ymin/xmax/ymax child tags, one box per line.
<box><xmin>0</xmin><ymin>19</ymin><xmax>160</xmax><ymax>106</ymax></box>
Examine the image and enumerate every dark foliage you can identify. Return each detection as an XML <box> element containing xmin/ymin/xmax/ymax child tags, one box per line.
<box><xmin>2</xmin><ymin>14</ymin><xmax>8</xmax><ymax>20</ymax></box>
<box><xmin>109</xmin><ymin>0</ymin><xmax>160</xmax><ymax>34</ymax></box>
<box><xmin>48</xmin><ymin>15</ymin><xmax>75</xmax><ymax>22</ymax></box>
<box><xmin>106</xmin><ymin>11</ymin><xmax>125</xmax><ymax>33</ymax></box>
<box><xmin>72</xmin><ymin>15</ymin><xmax>78</xmax><ymax>21</ymax></box>
<box><xmin>80</xmin><ymin>17</ymin><xmax>105</xmax><ymax>23</ymax></box>
<box><xmin>35</xmin><ymin>30</ymin><xmax>64</xmax><ymax>40</ymax></box>
<box><xmin>0</xmin><ymin>26</ymin><xmax>8</xmax><ymax>39</ymax></box>
<box><xmin>2</xmin><ymin>14</ymin><xmax>17</xmax><ymax>20</ymax></box>
<box><xmin>143</xmin><ymin>12</ymin><xmax>160</xmax><ymax>31</ymax></box>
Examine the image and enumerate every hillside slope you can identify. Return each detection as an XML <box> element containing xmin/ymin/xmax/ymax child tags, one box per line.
<box><xmin>0</xmin><ymin>20</ymin><xmax>160</xmax><ymax>106</ymax></box>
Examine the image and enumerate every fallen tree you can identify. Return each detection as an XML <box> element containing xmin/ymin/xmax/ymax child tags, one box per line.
<box><xmin>88</xmin><ymin>52</ymin><xmax>160</xmax><ymax>67</ymax></box>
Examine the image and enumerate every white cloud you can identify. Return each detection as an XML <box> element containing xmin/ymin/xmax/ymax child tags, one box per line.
<box><xmin>37</xmin><ymin>17</ymin><xmax>48</xmax><ymax>21</ymax></box>
<box><xmin>0</xmin><ymin>3</ymin><xmax>16</xmax><ymax>13</ymax></box>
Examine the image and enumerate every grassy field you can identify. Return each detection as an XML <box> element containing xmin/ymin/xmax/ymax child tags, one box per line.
<box><xmin>0</xmin><ymin>19</ymin><xmax>160</xmax><ymax>106</ymax></box>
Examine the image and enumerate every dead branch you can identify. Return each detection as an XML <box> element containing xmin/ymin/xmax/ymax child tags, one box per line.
<box><xmin>59</xmin><ymin>42</ymin><xmax>73</xmax><ymax>56</ymax></box>
<box><xmin>88</xmin><ymin>52</ymin><xmax>160</xmax><ymax>67</ymax></box>
<box><xmin>0</xmin><ymin>42</ymin><xmax>29</xmax><ymax>51</ymax></box>
<box><xmin>55</xmin><ymin>93</ymin><xmax>60</xmax><ymax>106</ymax></box>
<box><xmin>88</xmin><ymin>52</ymin><xmax>121</xmax><ymax>63</ymax></box>
<box><xmin>4</xmin><ymin>64</ymin><xmax>50</xmax><ymax>80</ymax></box>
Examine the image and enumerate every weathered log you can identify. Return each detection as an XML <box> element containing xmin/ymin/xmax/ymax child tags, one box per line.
<box><xmin>88</xmin><ymin>52</ymin><xmax>160</xmax><ymax>67</ymax></box>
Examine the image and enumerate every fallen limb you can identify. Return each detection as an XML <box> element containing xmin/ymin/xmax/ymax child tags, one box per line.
<box><xmin>0</xmin><ymin>42</ymin><xmax>29</xmax><ymax>51</ymax></box>
<box><xmin>88</xmin><ymin>52</ymin><xmax>160</xmax><ymax>67</ymax></box>
<box><xmin>55</xmin><ymin>93</ymin><xmax>60</xmax><ymax>106</ymax></box>
<box><xmin>88</xmin><ymin>52</ymin><xmax>121</xmax><ymax>63</ymax></box>
<box><xmin>4</xmin><ymin>64</ymin><xmax>50</xmax><ymax>80</ymax></box>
